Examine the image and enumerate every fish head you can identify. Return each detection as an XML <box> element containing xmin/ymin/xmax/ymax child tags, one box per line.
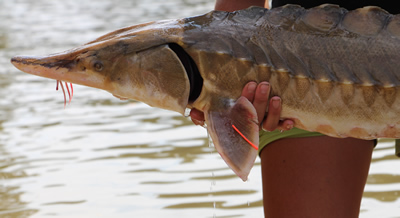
<box><xmin>11</xmin><ymin>20</ymin><xmax>191</xmax><ymax>114</ymax></box>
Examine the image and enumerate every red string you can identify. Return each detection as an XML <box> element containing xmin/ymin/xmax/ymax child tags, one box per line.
<box><xmin>232</xmin><ymin>124</ymin><xmax>258</xmax><ymax>150</ymax></box>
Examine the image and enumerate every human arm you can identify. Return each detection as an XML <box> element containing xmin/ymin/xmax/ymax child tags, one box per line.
<box><xmin>214</xmin><ymin>0</ymin><xmax>267</xmax><ymax>12</ymax></box>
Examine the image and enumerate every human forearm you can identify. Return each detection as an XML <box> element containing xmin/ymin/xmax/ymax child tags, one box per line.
<box><xmin>214</xmin><ymin>0</ymin><xmax>267</xmax><ymax>11</ymax></box>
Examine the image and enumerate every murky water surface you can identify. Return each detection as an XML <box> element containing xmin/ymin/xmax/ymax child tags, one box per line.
<box><xmin>0</xmin><ymin>1</ymin><xmax>400</xmax><ymax>217</ymax></box>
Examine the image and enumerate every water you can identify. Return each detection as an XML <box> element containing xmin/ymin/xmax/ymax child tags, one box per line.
<box><xmin>0</xmin><ymin>1</ymin><xmax>400</xmax><ymax>217</ymax></box>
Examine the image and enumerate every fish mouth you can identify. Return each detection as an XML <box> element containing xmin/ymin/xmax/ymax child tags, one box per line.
<box><xmin>168</xmin><ymin>43</ymin><xmax>203</xmax><ymax>104</ymax></box>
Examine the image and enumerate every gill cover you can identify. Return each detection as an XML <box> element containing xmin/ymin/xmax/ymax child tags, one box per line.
<box><xmin>115</xmin><ymin>44</ymin><xmax>191</xmax><ymax>115</ymax></box>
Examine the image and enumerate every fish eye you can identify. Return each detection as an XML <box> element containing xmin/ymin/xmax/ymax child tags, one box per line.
<box><xmin>92</xmin><ymin>61</ymin><xmax>104</xmax><ymax>72</ymax></box>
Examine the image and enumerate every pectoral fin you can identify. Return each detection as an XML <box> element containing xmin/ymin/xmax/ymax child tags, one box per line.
<box><xmin>204</xmin><ymin>96</ymin><xmax>259</xmax><ymax>181</ymax></box>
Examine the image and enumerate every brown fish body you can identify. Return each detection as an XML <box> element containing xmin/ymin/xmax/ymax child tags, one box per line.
<box><xmin>178</xmin><ymin>4</ymin><xmax>400</xmax><ymax>139</ymax></box>
<box><xmin>11</xmin><ymin>4</ymin><xmax>400</xmax><ymax>180</ymax></box>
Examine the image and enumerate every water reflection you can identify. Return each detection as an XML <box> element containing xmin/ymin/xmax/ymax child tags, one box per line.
<box><xmin>0</xmin><ymin>34</ymin><xmax>6</xmax><ymax>49</ymax></box>
<box><xmin>363</xmin><ymin>139</ymin><xmax>400</xmax><ymax>212</ymax></box>
<box><xmin>1</xmin><ymin>0</ymin><xmax>400</xmax><ymax>217</ymax></box>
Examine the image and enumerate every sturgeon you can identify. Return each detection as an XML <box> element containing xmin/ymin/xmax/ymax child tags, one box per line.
<box><xmin>11</xmin><ymin>4</ymin><xmax>400</xmax><ymax>181</ymax></box>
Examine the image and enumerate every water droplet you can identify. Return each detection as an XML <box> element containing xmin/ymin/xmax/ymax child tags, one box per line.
<box><xmin>184</xmin><ymin>108</ymin><xmax>191</xmax><ymax>117</ymax></box>
<box><xmin>210</xmin><ymin>170</ymin><xmax>217</xmax><ymax>217</ymax></box>
<box><xmin>210</xmin><ymin>172</ymin><xmax>216</xmax><ymax>189</ymax></box>
<box><xmin>207</xmin><ymin>129</ymin><xmax>214</xmax><ymax>148</ymax></box>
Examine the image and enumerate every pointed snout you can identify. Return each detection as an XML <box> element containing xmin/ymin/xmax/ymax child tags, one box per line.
<box><xmin>11</xmin><ymin>54</ymin><xmax>75</xmax><ymax>75</ymax></box>
<box><xmin>11</xmin><ymin>54</ymin><xmax>75</xmax><ymax>80</ymax></box>
<box><xmin>10</xmin><ymin>53</ymin><xmax>103</xmax><ymax>90</ymax></box>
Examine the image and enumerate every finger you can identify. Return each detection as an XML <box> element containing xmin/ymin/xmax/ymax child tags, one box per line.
<box><xmin>262</xmin><ymin>96</ymin><xmax>282</xmax><ymax>131</ymax></box>
<box><xmin>252</xmin><ymin>82</ymin><xmax>270</xmax><ymax>124</ymax></box>
<box><xmin>189</xmin><ymin>108</ymin><xmax>205</xmax><ymax>126</ymax></box>
<box><xmin>240</xmin><ymin>81</ymin><xmax>257</xmax><ymax>102</ymax></box>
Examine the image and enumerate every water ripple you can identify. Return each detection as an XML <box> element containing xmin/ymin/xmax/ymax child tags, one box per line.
<box><xmin>1</xmin><ymin>0</ymin><xmax>400</xmax><ymax>217</ymax></box>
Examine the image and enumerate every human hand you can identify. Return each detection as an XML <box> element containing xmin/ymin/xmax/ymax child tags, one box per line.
<box><xmin>190</xmin><ymin>81</ymin><xmax>294</xmax><ymax>132</ymax></box>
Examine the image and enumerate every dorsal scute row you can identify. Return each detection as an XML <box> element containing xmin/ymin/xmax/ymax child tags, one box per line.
<box><xmin>253</xmin><ymin>5</ymin><xmax>400</xmax><ymax>107</ymax></box>
<box><xmin>261</xmin><ymin>4</ymin><xmax>399</xmax><ymax>37</ymax></box>
<box><xmin>194</xmin><ymin>4</ymin><xmax>400</xmax><ymax>48</ymax></box>
<box><xmin>259</xmin><ymin>4</ymin><xmax>400</xmax><ymax>86</ymax></box>
<box><xmin>185</xmin><ymin>4</ymin><xmax>400</xmax><ymax>90</ymax></box>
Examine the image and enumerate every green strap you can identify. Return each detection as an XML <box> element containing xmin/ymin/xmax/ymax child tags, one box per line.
<box><xmin>260</xmin><ymin>129</ymin><xmax>400</xmax><ymax>157</ymax></box>
<box><xmin>396</xmin><ymin>139</ymin><xmax>400</xmax><ymax>157</ymax></box>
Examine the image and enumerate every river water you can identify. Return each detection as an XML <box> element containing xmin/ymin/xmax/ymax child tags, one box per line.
<box><xmin>0</xmin><ymin>1</ymin><xmax>399</xmax><ymax>217</ymax></box>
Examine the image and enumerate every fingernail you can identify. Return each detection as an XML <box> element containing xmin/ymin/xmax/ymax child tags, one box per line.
<box><xmin>248</xmin><ymin>83</ymin><xmax>257</xmax><ymax>93</ymax></box>
<box><xmin>262</xmin><ymin>127</ymin><xmax>271</xmax><ymax>132</ymax></box>
<box><xmin>260</xmin><ymin>83</ymin><xmax>269</xmax><ymax>94</ymax></box>
<box><xmin>286</xmin><ymin>123</ymin><xmax>293</xmax><ymax>130</ymax></box>
<box><xmin>272</xmin><ymin>98</ymin><xmax>280</xmax><ymax>109</ymax></box>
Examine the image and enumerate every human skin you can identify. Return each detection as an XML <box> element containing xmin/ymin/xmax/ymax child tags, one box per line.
<box><xmin>190</xmin><ymin>1</ymin><xmax>375</xmax><ymax>217</ymax></box>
